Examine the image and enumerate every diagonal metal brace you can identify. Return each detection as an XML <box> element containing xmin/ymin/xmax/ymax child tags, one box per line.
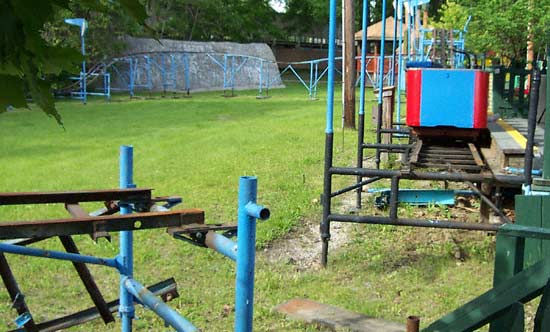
<box><xmin>168</xmin><ymin>224</ymin><xmax>238</xmax><ymax>248</ymax></box>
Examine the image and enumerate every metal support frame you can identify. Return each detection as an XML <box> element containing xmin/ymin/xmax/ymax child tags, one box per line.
<box><xmin>0</xmin><ymin>146</ymin><xmax>269</xmax><ymax>332</ymax></box>
<box><xmin>320</xmin><ymin>0</ymin><xmax>526</xmax><ymax>267</ymax></box>
<box><xmin>62</xmin><ymin>18</ymin><xmax>111</xmax><ymax>103</ymax></box>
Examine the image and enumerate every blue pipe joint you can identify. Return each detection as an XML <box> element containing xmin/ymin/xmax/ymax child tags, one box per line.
<box><xmin>235</xmin><ymin>176</ymin><xmax>269</xmax><ymax>332</ymax></box>
<box><xmin>245</xmin><ymin>202</ymin><xmax>270</xmax><ymax>221</ymax></box>
<box><xmin>123</xmin><ymin>277</ymin><xmax>198</xmax><ymax>332</ymax></box>
<box><xmin>115</xmin><ymin>255</ymin><xmax>131</xmax><ymax>275</ymax></box>
<box><xmin>205</xmin><ymin>232</ymin><xmax>238</xmax><ymax>261</ymax></box>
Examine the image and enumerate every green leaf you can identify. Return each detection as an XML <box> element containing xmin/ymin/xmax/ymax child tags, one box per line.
<box><xmin>40</xmin><ymin>46</ymin><xmax>83</xmax><ymax>75</ymax></box>
<box><xmin>21</xmin><ymin>56</ymin><xmax>63</xmax><ymax>126</ymax></box>
<box><xmin>0</xmin><ymin>74</ymin><xmax>28</xmax><ymax>110</ymax></box>
<box><xmin>119</xmin><ymin>0</ymin><xmax>148</xmax><ymax>24</ymax></box>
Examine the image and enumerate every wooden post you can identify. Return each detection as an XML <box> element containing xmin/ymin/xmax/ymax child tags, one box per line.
<box><xmin>343</xmin><ymin>0</ymin><xmax>356</xmax><ymax>129</ymax></box>
<box><xmin>526</xmin><ymin>0</ymin><xmax>534</xmax><ymax>71</ymax></box>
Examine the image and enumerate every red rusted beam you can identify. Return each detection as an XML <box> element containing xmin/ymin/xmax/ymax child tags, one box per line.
<box><xmin>407</xmin><ymin>316</ymin><xmax>420</xmax><ymax>332</ymax></box>
<box><xmin>65</xmin><ymin>203</ymin><xmax>111</xmax><ymax>241</ymax></box>
<box><xmin>0</xmin><ymin>209</ymin><xmax>204</xmax><ymax>240</ymax></box>
<box><xmin>0</xmin><ymin>189</ymin><xmax>152</xmax><ymax>205</ymax></box>
<box><xmin>59</xmin><ymin>236</ymin><xmax>115</xmax><ymax>324</ymax></box>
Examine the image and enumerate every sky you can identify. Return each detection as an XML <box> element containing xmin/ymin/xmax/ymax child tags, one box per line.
<box><xmin>269</xmin><ymin>0</ymin><xmax>286</xmax><ymax>13</ymax></box>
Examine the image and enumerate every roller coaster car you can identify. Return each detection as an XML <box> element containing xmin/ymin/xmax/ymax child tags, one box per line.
<box><xmin>406</xmin><ymin>68</ymin><xmax>491</xmax><ymax>146</ymax></box>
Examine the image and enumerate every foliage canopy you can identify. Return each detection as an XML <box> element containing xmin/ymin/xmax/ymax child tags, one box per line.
<box><xmin>0</xmin><ymin>0</ymin><xmax>147</xmax><ymax>124</ymax></box>
<box><xmin>436</xmin><ymin>0</ymin><xmax>550</xmax><ymax>63</ymax></box>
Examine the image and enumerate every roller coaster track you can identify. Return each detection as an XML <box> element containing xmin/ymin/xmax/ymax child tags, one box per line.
<box><xmin>57</xmin><ymin>50</ymin><xmax>398</xmax><ymax>101</ymax></box>
<box><xmin>55</xmin><ymin>61</ymin><xmax>114</xmax><ymax>95</ymax></box>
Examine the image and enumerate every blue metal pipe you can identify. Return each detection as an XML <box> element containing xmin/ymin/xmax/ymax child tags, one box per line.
<box><xmin>128</xmin><ymin>58</ymin><xmax>135</xmax><ymax>97</ymax></box>
<box><xmin>235</xmin><ymin>176</ymin><xmax>270</xmax><ymax>332</ymax></box>
<box><xmin>0</xmin><ymin>243</ymin><xmax>117</xmax><ymax>268</ymax></box>
<box><xmin>81</xmin><ymin>32</ymin><xmax>87</xmax><ymax>104</ymax></box>
<box><xmin>309</xmin><ymin>61</ymin><xmax>314</xmax><ymax>99</ymax></box>
<box><xmin>325</xmin><ymin>0</ymin><xmax>337</xmax><ymax>134</ymax></box>
<box><xmin>396</xmin><ymin>0</ymin><xmax>404</xmax><ymax>128</ymax></box>
<box><xmin>313</xmin><ymin>63</ymin><xmax>319</xmax><ymax>99</ymax></box>
<box><xmin>123</xmin><ymin>278</ymin><xmax>198</xmax><ymax>332</ymax></box>
<box><xmin>205</xmin><ymin>232</ymin><xmax>237</xmax><ymax>261</ymax></box>
<box><xmin>377</xmin><ymin>0</ymin><xmax>388</xmax><ymax>104</ymax></box>
<box><xmin>119</xmin><ymin>145</ymin><xmax>135</xmax><ymax>332</ymax></box>
<box><xmin>223</xmin><ymin>55</ymin><xmax>228</xmax><ymax>91</ymax></box>
<box><xmin>358</xmin><ymin>0</ymin><xmax>369</xmax><ymax>116</ymax></box>
<box><xmin>258</xmin><ymin>60</ymin><xmax>264</xmax><ymax>95</ymax></box>
<box><xmin>245</xmin><ymin>202</ymin><xmax>270</xmax><ymax>220</ymax></box>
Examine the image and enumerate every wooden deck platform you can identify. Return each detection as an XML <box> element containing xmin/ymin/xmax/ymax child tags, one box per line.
<box><xmin>483</xmin><ymin>117</ymin><xmax>544</xmax><ymax>173</ymax></box>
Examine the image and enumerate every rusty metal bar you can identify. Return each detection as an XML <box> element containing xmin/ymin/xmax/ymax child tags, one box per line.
<box><xmin>59</xmin><ymin>236</ymin><xmax>114</xmax><ymax>324</ymax></box>
<box><xmin>464</xmin><ymin>181</ymin><xmax>512</xmax><ymax>224</ymax></box>
<box><xmin>328</xmin><ymin>214</ymin><xmax>502</xmax><ymax>231</ymax></box>
<box><xmin>66</xmin><ymin>203</ymin><xmax>111</xmax><ymax>241</ymax></box>
<box><xmin>331</xmin><ymin>177</ymin><xmax>382</xmax><ymax>198</ymax></box>
<box><xmin>65</xmin><ymin>204</ymin><xmax>88</xmax><ymax>218</ymax></box>
<box><xmin>0</xmin><ymin>209</ymin><xmax>205</xmax><ymax>240</ymax></box>
<box><xmin>330</xmin><ymin>166</ymin><xmax>525</xmax><ymax>185</ymax></box>
<box><xmin>8</xmin><ymin>278</ymin><xmax>179</xmax><ymax>332</ymax></box>
<box><xmin>389</xmin><ymin>177</ymin><xmax>399</xmax><ymax>220</ymax></box>
<box><xmin>0</xmin><ymin>253</ymin><xmax>38</xmax><ymax>331</ymax></box>
<box><xmin>0</xmin><ymin>189</ymin><xmax>152</xmax><ymax>206</ymax></box>
<box><xmin>363</xmin><ymin>143</ymin><xmax>414</xmax><ymax>150</ymax></box>
<box><xmin>168</xmin><ymin>224</ymin><xmax>237</xmax><ymax>236</ymax></box>
<box><xmin>407</xmin><ymin>316</ymin><xmax>420</xmax><ymax>332</ymax></box>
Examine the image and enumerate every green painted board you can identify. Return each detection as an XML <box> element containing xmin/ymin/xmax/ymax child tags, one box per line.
<box><xmin>534</xmin><ymin>279</ymin><xmax>550</xmax><ymax>332</ymax></box>
<box><xmin>541</xmin><ymin>196</ymin><xmax>550</xmax><ymax>259</ymax></box>
<box><xmin>516</xmin><ymin>195</ymin><xmax>543</xmax><ymax>267</ymax></box>
<box><xmin>492</xmin><ymin>235</ymin><xmax>524</xmax><ymax>287</ymax></box>
<box><xmin>423</xmin><ymin>256</ymin><xmax>550</xmax><ymax>332</ymax></box>
<box><xmin>490</xmin><ymin>236</ymin><xmax>524</xmax><ymax>332</ymax></box>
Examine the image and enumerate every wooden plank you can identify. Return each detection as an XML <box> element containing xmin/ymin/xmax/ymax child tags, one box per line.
<box><xmin>534</xmin><ymin>279</ymin><xmax>550</xmax><ymax>332</ymax></box>
<box><xmin>516</xmin><ymin>195</ymin><xmax>543</xmax><ymax>268</ymax></box>
<box><xmin>499</xmin><ymin>224</ymin><xmax>550</xmax><ymax>240</ymax></box>
<box><xmin>409</xmin><ymin>140</ymin><xmax>423</xmax><ymax>164</ymax></box>
<box><xmin>490</xmin><ymin>235</ymin><xmax>523</xmax><ymax>332</ymax></box>
<box><xmin>542</xmin><ymin>197</ymin><xmax>550</xmax><ymax>261</ymax></box>
<box><xmin>423</xmin><ymin>256</ymin><xmax>550</xmax><ymax>332</ymax></box>
<box><xmin>492</xmin><ymin>234</ymin><xmax>524</xmax><ymax>286</ymax></box>
<box><xmin>0</xmin><ymin>189</ymin><xmax>152</xmax><ymax>205</ymax></box>
<box><xmin>487</xmin><ymin>121</ymin><xmax>525</xmax><ymax>155</ymax></box>
<box><xmin>275</xmin><ymin>299</ymin><xmax>404</xmax><ymax>332</ymax></box>
<box><xmin>468</xmin><ymin>143</ymin><xmax>485</xmax><ymax>167</ymax></box>
<box><xmin>0</xmin><ymin>209</ymin><xmax>204</xmax><ymax>240</ymax></box>
<box><xmin>495</xmin><ymin>303</ymin><xmax>524</xmax><ymax>332</ymax></box>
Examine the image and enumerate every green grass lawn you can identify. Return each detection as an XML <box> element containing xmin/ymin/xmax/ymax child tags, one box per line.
<box><xmin>0</xmin><ymin>83</ymin><xmax>494</xmax><ymax>331</ymax></box>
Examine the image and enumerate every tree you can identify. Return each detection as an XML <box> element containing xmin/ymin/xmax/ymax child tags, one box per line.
<box><xmin>437</xmin><ymin>0</ymin><xmax>550</xmax><ymax>64</ymax></box>
<box><xmin>0</xmin><ymin>0</ymin><xmax>148</xmax><ymax>125</ymax></box>
<box><xmin>145</xmin><ymin>0</ymin><xmax>282</xmax><ymax>42</ymax></box>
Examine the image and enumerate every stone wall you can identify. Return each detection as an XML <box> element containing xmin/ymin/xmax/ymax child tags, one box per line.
<box><xmin>110</xmin><ymin>37</ymin><xmax>284</xmax><ymax>93</ymax></box>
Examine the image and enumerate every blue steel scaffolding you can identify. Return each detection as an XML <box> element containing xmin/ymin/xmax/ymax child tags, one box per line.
<box><xmin>63</xmin><ymin>18</ymin><xmax>111</xmax><ymax>103</ymax></box>
<box><xmin>0</xmin><ymin>146</ymin><xmax>269</xmax><ymax>332</ymax></box>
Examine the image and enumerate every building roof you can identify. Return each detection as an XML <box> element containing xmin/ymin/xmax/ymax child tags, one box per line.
<box><xmin>355</xmin><ymin>16</ymin><xmax>407</xmax><ymax>41</ymax></box>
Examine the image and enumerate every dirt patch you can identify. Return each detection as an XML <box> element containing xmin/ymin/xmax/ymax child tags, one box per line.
<box><xmin>260</xmin><ymin>181</ymin><xmax>502</xmax><ymax>270</ymax></box>
<box><xmin>260</xmin><ymin>218</ymin><xmax>354</xmax><ymax>271</ymax></box>
<box><xmin>260</xmin><ymin>195</ymin><xmax>357</xmax><ymax>271</ymax></box>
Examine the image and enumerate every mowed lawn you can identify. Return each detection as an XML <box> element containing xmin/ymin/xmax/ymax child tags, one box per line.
<box><xmin>0</xmin><ymin>84</ymin><xmax>494</xmax><ymax>331</ymax></box>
